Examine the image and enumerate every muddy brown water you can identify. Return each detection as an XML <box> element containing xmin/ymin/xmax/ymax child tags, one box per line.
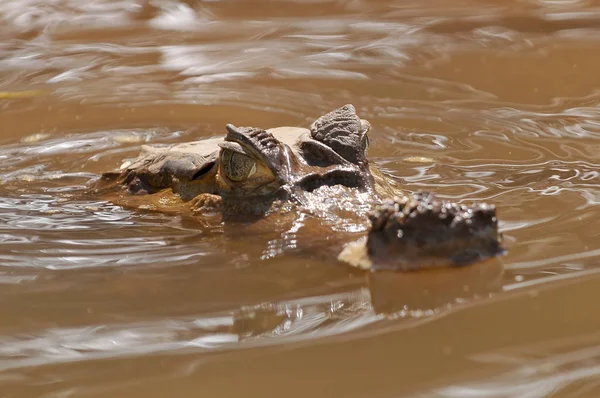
<box><xmin>1</xmin><ymin>0</ymin><xmax>600</xmax><ymax>397</ymax></box>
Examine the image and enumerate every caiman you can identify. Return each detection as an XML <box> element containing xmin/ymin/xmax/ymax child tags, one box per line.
<box><xmin>90</xmin><ymin>105</ymin><xmax>505</xmax><ymax>271</ymax></box>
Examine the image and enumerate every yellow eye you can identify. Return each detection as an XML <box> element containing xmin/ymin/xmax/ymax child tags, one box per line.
<box><xmin>221</xmin><ymin>149</ymin><xmax>257</xmax><ymax>182</ymax></box>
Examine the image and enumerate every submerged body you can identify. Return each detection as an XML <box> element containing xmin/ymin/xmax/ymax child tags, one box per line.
<box><xmin>91</xmin><ymin>105</ymin><xmax>504</xmax><ymax>270</ymax></box>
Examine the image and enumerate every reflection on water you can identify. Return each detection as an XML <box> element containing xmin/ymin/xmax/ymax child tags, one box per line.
<box><xmin>0</xmin><ymin>262</ymin><xmax>508</xmax><ymax>373</ymax></box>
<box><xmin>1</xmin><ymin>0</ymin><xmax>600</xmax><ymax>397</ymax></box>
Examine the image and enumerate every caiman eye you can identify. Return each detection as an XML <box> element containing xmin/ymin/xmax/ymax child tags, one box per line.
<box><xmin>362</xmin><ymin>135</ymin><xmax>369</xmax><ymax>155</ymax></box>
<box><xmin>221</xmin><ymin>149</ymin><xmax>257</xmax><ymax>182</ymax></box>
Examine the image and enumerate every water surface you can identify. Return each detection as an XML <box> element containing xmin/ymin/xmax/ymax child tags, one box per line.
<box><xmin>1</xmin><ymin>0</ymin><xmax>600</xmax><ymax>397</ymax></box>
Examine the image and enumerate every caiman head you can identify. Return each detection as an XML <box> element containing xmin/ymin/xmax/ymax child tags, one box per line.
<box><xmin>93</xmin><ymin>105</ymin><xmax>386</xmax><ymax>216</ymax></box>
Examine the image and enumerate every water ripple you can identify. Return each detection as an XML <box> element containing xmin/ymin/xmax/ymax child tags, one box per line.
<box><xmin>1</xmin><ymin>1</ymin><xmax>600</xmax><ymax>393</ymax></box>
<box><xmin>425</xmin><ymin>333</ymin><xmax>600</xmax><ymax>398</ymax></box>
<box><xmin>0</xmin><ymin>195</ymin><xmax>221</xmax><ymax>270</ymax></box>
<box><xmin>0</xmin><ymin>288</ymin><xmax>378</xmax><ymax>371</ymax></box>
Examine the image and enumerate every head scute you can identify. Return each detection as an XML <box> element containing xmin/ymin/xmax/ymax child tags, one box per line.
<box><xmin>225</xmin><ymin>124</ymin><xmax>279</xmax><ymax>150</ymax></box>
<box><xmin>310</xmin><ymin>104</ymin><xmax>366</xmax><ymax>164</ymax></box>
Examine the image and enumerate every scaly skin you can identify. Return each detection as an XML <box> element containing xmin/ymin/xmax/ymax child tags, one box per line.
<box><xmin>338</xmin><ymin>192</ymin><xmax>505</xmax><ymax>271</ymax></box>
<box><xmin>90</xmin><ymin>106</ymin><xmax>505</xmax><ymax>271</ymax></box>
